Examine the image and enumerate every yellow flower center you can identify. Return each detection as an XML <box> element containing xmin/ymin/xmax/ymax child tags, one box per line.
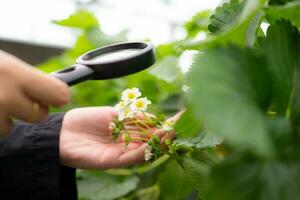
<box><xmin>135</xmin><ymin>100</ymin><xmax>144</xmax><ymax>108</ymax></box>
<box><xmin>127</xmin><ymin>93</ymin><xmax>135</xmax><ymax>99</ymax></box>
<box><xmin>124</xmin><ymin>109</ymin><xmax>130</xmax><ymax>115</ymax></box>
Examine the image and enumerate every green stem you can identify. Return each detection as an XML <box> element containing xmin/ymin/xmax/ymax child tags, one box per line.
<box><xmin>142</xmin><ymin>111</ymin><xmax>152</xmax><ymax>123</ymax></box>
<box><xmin>132</xmin><ymin>120</ymin><xmax>150</xmax><ymax>136</ymax></box>
<box><xmin>124</xmin><ymin>120</ymin><xmax>149</xmax><ymax>124</ymax></box>
<box><xmin>127</xmin><ymin>130</ymin><xmax>151</xmax><ymax>137</ymax></box>
<box><xmin>130</xmin><ymin>137</ymin><xmax>149</xmax><ymax>142</ymax></box>
<box><xmin>135</xmin><ymin>117</ymin><xmax>151</xmax><ymax>129</ymax></box>
<box><xmin>124</xmin><ymin>117</ymin><xmax>152</xmax><ymax>130</ymax></box>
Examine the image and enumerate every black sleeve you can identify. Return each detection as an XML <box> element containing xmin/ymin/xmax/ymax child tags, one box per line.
<box><xmin>0</xmin><ymin>113</ymin><xmax>77</xmax><ymax>200</ymax></box>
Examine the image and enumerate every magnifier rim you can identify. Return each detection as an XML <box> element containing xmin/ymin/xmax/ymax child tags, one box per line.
<box><xmin>76</xmin><ymin>41</ymin><xmax>153</xmax><ymax>66</ymax></box>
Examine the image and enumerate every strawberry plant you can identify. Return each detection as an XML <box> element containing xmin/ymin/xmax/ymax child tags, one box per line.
<box><xmin>40</xmin><ymin>0</ymin><xmax>300</xmax><ymax>199</ymax></box>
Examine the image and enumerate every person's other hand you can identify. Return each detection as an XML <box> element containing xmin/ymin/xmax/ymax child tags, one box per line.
<box><xmin>0</xmin><ymin>51</ymin><xmax>70</xmax><ymax>136</ymax></box>
<box><xmin>60</xmin><ymin>107</ymin><xmax>171</xmax><ymax>169</ymax></box>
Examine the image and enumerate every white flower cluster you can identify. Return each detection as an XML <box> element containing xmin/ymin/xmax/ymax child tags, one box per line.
<box><xmin>112</xmin><ymin>87</ymin><xmax>176</xmax><ymax>162</ymax></box>
<box><xmin>115</xmin><ymin>88</ymin><xmax>151</xmax><ymax>121</ymax></box>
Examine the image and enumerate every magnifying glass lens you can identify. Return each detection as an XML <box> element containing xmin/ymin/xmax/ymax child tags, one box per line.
<box><xmin>89</xmin><ymin>49</ymin><xmax>142</xmax><ymax>63</ymax></box>
<box><xmin>51</xmin><ymin>42</ymin><xmax>155</xmax><ymax>85</ymax></box>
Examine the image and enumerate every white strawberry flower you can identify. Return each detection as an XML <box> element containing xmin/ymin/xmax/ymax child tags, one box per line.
<box><xmin>162</xmin><ymin>119</ymin><xmax>175</xmax><ymax>131</ymax></box>
<box><xmin>115</xmin><ymin>101</ymin><xmax>127</xmax><ymax>111</ymax></box>
<box><xmin>130</xmin><ymin>97</ymin><xmax>151</xmax><ymax>112</ymax></box>
<box><xmin>121</xmin><ymin>88</ymin><xmax>141</xmax><ymax>102</ymax></box>
<box><xmin>144</xmin><ymin>144</ymin><xmax>153</xmax><ymax>161</ymax></box>
<box><xmin>118</xmin><ymin>107</ymin><xmax>134</xmax><ymax>121</ymax></box>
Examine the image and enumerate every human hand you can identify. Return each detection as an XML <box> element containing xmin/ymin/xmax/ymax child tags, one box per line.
<box><xmin>59</xmin><ymin>107</ymin><xmax>172</xmax><ymax>169</ymax></box>
<box><xmin>0</xmin><ymin>51</ymin><xmax>70</xmax><ymax>136</ymax></box>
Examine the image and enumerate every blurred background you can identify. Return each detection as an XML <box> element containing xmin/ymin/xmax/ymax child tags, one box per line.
<box><xmin>0</xmin><ymin>0</ymin><xmax>221</xmax><ymax>111</ymax></box>
<box><xmin>0</xmin><ymin>1</ymin><xmax>221</xmax><ymax>199</ymax></box>
<box><xmin>0</xmin><ymin>0</ymin><xmax>219</xmax><ymax>64</ymax></box>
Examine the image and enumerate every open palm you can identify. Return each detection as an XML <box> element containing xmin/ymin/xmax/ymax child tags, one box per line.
<box><xmin>59</xmin><ymin>106</ymin><xmax>155</xmax><ymax>169</ymax></box>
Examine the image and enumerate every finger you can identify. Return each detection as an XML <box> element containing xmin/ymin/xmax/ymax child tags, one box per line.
<box><xmin>21</xmin><ymin>68</ymin><xmax>70</xmax><ymax>107</ymax></box>
<box><xmin>8</xmin><ymin>91</ymin><xmax>48</xmax><ymax>123</ymax></box>
<box><xmin>137</xmin><ymin>113</ymin><xmax>157</xmax><ymax>124</ymax></box>
<box><xmin>117</xmin><ymin>143</ymin><xmax>147</xmax><ymax>167</ymax></box>
<box><xmin>0</xmin><ymin>52</ymin><xmax>70</xmax><ymax>107</ymax></box>
<box><xmin>168</xmin><ymin>110</ymin><xmax>185</xmax><ymax>122</ymax></box>
<box><xmin>161</xmin><ymin>132</ymin><xmax>175</xmax><ymax>143</ymax></box>
<box><xmin>153</xmin><ymin>129</ymin><xmax>165</xmax><ymax>138</ymax></box>
<box><xmin>135</xmin><ymin>111</ymin><xmax>156</xmax><ymax>119</ymax></box>
<box><xmin>92</xmin><ymin>142</ymin><xmax>145</xmax><ymax>169</ymax></box>
<box><xmin>0</xmin><ymin>114</ymin><xmax>13</xmax><ymax>137</ymax></box>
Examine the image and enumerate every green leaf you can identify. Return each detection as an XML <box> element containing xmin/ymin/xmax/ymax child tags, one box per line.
<box><xmin>208</xmin><ymin>0</ymin><xmax>244</xmax><ymax>33</ymax></box>
<box><xmin>179</xmin><ymin>156</ymin><xmax>210</xmax><ymax>195</ymax></box>
<box><xmin>266</xmin><ymin>117</ymin><xmax>293</xmax><ymax>157</ymax></box>
<box><xmin>174</xmin><ymin>109</ymin><xmax>201</xmax><ymax>138</ymax></box>
<box><xmin>259</xmin><ymin>20</ymin><xmax>300</xmax><ymax>115</ymax></box>
<box><xmin>158</xmin><ymin>160</ymin><xmax>195</xmax><ymax>200</ymax></box>
<box><xmin>53</xmin><ymin>10</ymin><xmax>99</xmax><ymax>29</ymax></box>
<box><xmin>291</xmin><ymin>70</ymin><xmax>300</xmax><ymax>127</ymax></box>
<box><xmin>187</xmin><ymin>46</ymin><xmax>273</xmax><ymax>156</ymax></box>
<box><xmin>67</xmin><ymin>34</ymin><xmax>95</xmax><ymax>57</ymax></box>
<box><xmin>78</xmin><ymin>171</ymin><xmax>139</xmax><ymax>200</ymax></box>
<box><xmin>245</xmin><ymin>11</ymin><xmax>264</xmax><ymax>47</ymax></box>
<box><xmin>135</xmin><ymin>184</ymin><xmax>160</xmax><ymax>200</ymax></box>
<box><xmin>87</xmin><ymin>28</ymin><xmax>128</xmax><ymax>47</ymax></box>
<box><xmin>202</xmin><ymin>156</ymin><xmax>300</xmax><ymax>200</ymax></box>
<box><xmin>155</xmin><ymin>43</ymin><xmax>181</xmax><ymax>60</ymax></box>
<box><xmin>268</xmin><ymin>0</ymin><xmax>295</xmax><ymax>5</ymax></box>
<box><xmin>184</xmin><ymin>10</ymin><xmax>211</xmax><ymax>38</ymax></box>
<box><xmin>183</xmin><ymin>0</ymin><xmax>267</xmax><ymax>50</ymax></box>
<box><xmin>265</xmin><ymin>1</ymin><xmax>300</xmax><ymax>28</ymax></box>
<box><xmin>158</xmin><ymin>93</ymin><xmax>185</xmax><ymax>114</ymax></box>
<box><xmin>175</xmin><ymin>133</ymin><xmax>223</xmax><ymax>149</ymax></box>
<box><xmin>149</xmin><ymin>56</ymin><xmax>180</xmax><ymax>83</ymax></box>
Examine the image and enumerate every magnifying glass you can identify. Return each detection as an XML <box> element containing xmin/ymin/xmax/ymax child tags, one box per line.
<box><xmin>50</xmin><ymin>41</ymin><xmax>155</xmax><ymax>86</ymax></box>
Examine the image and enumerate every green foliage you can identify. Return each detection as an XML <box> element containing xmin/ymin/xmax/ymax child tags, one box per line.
<box><xmin>149</xmin><ymin>56</ymin><xmax>181</xmax><ymax>83</ymax></box>
<box><xmin>208</xmin><ymin>0</ymin><xmax>244</xmax><ymax>33</ymax></box>
<box><xmin>77</xmin><ymin>171</ymin><xmax>139</xmax><ymax>200</ymax></box>
<box><xmin>174</xmin><ymin>133</ymin><xmax>223</xmax><ymax>150</ymax></box>
<box><xmin>184</xmin><ymin>10</ymin><xmax>211</xmax><ymax>37</ymax></box>
<box><xmin>183</xmin><ymin>0</ymin><xmax>266</xmax><ymax>50</ymax></box>
<box><xmin>40</xmin><ymin>0</ymin><xmax>300</xmax><ymax>198</ymax></box>
<box><xmin>258</xmin><ymin>20</ymin><xmax>300</xmax><ymax>115</ymax></box>
<box><xmin>183</xmin><ymin>1</ymin><xmax>300</xmax><ymax>199</ymax></box>
<box><xmin>158</xmin><ymin>160</ymin><xmax>194</xmax><ymax>200</ymax></box>
<box><xmin>53</xmin><ymin>10</ymin><xmax>99</xmax><ymax>29</ymax></box>
<box><xmin>200</xmin><ymin>155</ymin><xmax>300</xmax><ymax>200</ymax></box>
<box><xmin>265</xmin><ymin>1</ymin><xmax>300</xmax><ymax>27</ymax></box>
<box><xmin>174</xmin><ymin>109</ymin><xmax>201</xmax><ymax>138</ymax></box>
<box><xmin>134</xmin><ymin>184</ymin><xmax>160</xmax><ymax>200</ymax></box>
<box><xmin>268</xmin><ymin>0</ymin><xmax>294</xmax><ymax>5</ymax></box>
<box><xmin>187</xmin><ymin>46</ymin><xmax>273</xmax><ymax>156</ymax></box>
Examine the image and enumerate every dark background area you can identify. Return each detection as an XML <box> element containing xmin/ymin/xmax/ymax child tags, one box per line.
<box><xmin>0</xmin><ymin>39</ymin><xmax>64</xmax><ymax>65</ymax></box>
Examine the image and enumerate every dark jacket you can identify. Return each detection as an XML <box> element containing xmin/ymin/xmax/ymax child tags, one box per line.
<box><xmin>0</xmin><ymin>113</ymin><xmax>77</xmax><ymax>200</ymax></box>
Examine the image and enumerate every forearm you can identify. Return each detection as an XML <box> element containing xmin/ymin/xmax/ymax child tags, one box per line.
<box><xmin>0</xmin><ymin>113</ymin><xmax>77</xmax><ymax>200</ymax></box>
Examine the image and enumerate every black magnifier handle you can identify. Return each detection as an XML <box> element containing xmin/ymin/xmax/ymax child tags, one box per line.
<box><xmin>50</xmin><ymin>64</ymin><xmax>94</xmax><ymax>86</ymax></box>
